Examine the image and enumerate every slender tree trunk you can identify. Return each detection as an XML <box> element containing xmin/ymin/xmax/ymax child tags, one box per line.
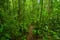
<box><xmin>18</xmin><ymin>0</ymin><xmax>20</xmax><ymax>15</ymax></box>
<box><xmin>48</xmin><ymin>0</ymin><xmax>52</xmax><ymax>14</ymax></box>
<box><xmin>40</xmin><ymin>0</ymin><xmax>43</xmax><ymax>40</ymax></box>
<box><xmin>47</xmin><ymin>0</ymin><xmax>53</xmax><ymax>39</ymax></box>
<box><xmin>17</xmin><ymin>0</ymin><xmax>21</xmax><ymax>40</ymax></box>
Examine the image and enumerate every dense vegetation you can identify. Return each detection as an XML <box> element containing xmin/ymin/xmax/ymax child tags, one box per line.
<box><xmin>0</xmin><ymin>0</ymin><xmax>60</xmax><ymax>40</ymax></box>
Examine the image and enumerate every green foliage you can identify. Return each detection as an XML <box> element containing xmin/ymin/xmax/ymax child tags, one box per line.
<box><xmin>0</xmin><ymin>0</ymin><xmax>60</xmax><ymax>40</ymax></box>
